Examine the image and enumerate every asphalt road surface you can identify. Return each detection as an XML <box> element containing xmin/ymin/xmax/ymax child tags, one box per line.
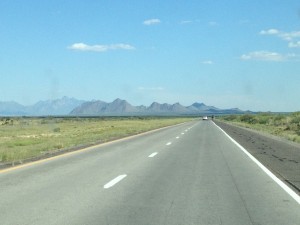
<box><xmin>214</xmin><ymin>120</ymin><xmax>300</xmax><ymax>194</ymax></box>
<box><xmin>1</xmin><ymin>120</ymin><xmax>299</xmax><ymax>225</ymax></box>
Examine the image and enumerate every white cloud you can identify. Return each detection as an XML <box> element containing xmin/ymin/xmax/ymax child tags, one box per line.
<box><xmin>280</xmin><ymin>31</ymin><xmax>300</xmax><ymax>41</ymax></box>
<box><xmin>143</xmin><ymin>19</ymin><xmax>161</xmax><ymax>25</ymax></box>
<box><xmin>201</xmin><ymin>60</ymin><xmax>213</xmax><ymax>64</ymax></box>
<box><xmin>68</xmin><ymin>43</ymin><xmax>135</xmax><ymax>52</ymax></box>
<box><xmin>260</xmin><ymin>28</ymin><xmax>300</xmax><ymax>47</ymax></box>
<box><xmin>260</xmin><ymin>29</ymin><xmax>279</xmax><ymax>35</ymax></box>
<box><xmin>241</xmin><ymin>51</ymin><xmax>286</xmax><ymax>61</ymax></box>
<box><xmin>288</xmin><ymin>41</ymin><xmax>300</xmax><ymax>48</ymax></box>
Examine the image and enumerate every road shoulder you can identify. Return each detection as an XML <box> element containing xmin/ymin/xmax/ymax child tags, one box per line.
<box><xmin>214</xmin><ymin>120</ymin><xmax>300</xmax><ymax>195</ymax></box>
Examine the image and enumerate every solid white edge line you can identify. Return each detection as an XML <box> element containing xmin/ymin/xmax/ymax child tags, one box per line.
<box><xmin>103</xmin><ymin>174</ymin><xmax>127</xmax><ymax>189</ymax></box>
<box><xmin>213</xmin><ymin>122</ymin><xmax>300</xmax><ymax>205</ymax></box>
<box><xmin>166</xmin><ymin>142</ymin><xmax>172</xmax><ymax>146</ymax></box>
<box><xmin>148</xmin><ymin>152</ymin><xmax>158</xmax><ymax>158</ymax></box>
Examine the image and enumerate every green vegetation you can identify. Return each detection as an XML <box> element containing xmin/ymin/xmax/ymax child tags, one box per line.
<box><xmin>0</xmin><ymin>117</ymin><xmax>194</xmax><ymax>163</ymax></box>
<box><xmin>219</xmin><ymin>112</ymin><xmax>300</xmax><ymax>143</ymax></box>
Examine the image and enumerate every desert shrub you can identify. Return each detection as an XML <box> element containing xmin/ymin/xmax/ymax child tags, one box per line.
<box><xmin>53</xmin><ymin>127</ymin><xmax>61</xmax><ymax>132</ymax></box>
<box><xmin>1</xmin><ymin>118</ymin><xmax>14</xmax><ymax>125</ymax></box>
<box><xmin>223</xmin><ymin>115</ymin><xmax>238</xmax><ymax>121</ymax></box>
<box><xmin>291</xmin><ymin>111</ymin><xmax>300</xmax><ymax>117</ymax></box>
<box><xmin>272</xmin><ymin>114</ymin><xmax>285</xmax><ymax>126</ymax></box>
<box><xmin>291</xmin><ymin>116</ymin><xmax>300</xmax><ymax>135</ymax></box>
<box><xmin>54</xmin><ymin>143</ymin><xmax>64</xmax><ymax>149</ymax></box>
<box><xmin>1</xmin><ymin>153</ymin><xmax>8</xmax><ymax>162</ymax></box>
<box><xmin>258</xmin><ymin>116</ymin><xmax>270</xmax><ymax>125</ymax></box>
<box><xmin>41</xmin><ymin>119</ymin><xmax>49</xmax><ymax>124</ymax></box>
<box><xmin>240</xmin><ymin>114</ymin><xmax>257</xmax><ymax>124</ymax></box>
<box><xmin>291</xmin><ymin>116</ymin><xmax>300</xmax><ymax>125</ymax></box>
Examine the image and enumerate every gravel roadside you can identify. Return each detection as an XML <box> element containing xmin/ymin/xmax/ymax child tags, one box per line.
<box><xmin>214</xmin><ymin>120</ymin><xmax>300</xmax><ymax>195</ymax></box>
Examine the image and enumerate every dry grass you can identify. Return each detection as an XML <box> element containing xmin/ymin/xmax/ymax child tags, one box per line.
<box><xmin>0</xmin><ymin>117</ymin><xmax>194</xmax><ymax>163</ymax></box>
<box><xmin>219</xmin><ymin>112</ymin><xmax>300</xmax><ymax>143</ymax></box>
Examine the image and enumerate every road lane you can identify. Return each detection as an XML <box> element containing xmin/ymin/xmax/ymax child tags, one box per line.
<box><xmin>0</xmin><ymin>120</ymin><xmax>299</xmax><ymax>225</ymax></box>
<box><xmin>92</xmin><ymin>120</ymin><xmax>299</xmax><ymax>225</ymax></box>
<box><xmin>0</xmin><ymin>121</ymin><xmax>194</xmax><ymax>225</ymax></box>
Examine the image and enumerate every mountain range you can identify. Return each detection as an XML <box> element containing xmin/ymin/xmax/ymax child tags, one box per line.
<box><xmin>0</xmin><ymin>97</ymin><xmax>85</xmax><ymax>116</ymax></box>
<box><xmin>0</xmin><ymin>97</ymin><xmax>248</xmax><ymax>116</ymax></box>
<box><xmin>69</xmin><ymin>98</ymin><xmax>246</xmax><ymax>116</ymax></box>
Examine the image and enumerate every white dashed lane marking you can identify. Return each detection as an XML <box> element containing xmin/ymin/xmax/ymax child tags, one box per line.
<box><xmin>104</xmin><ymin>175</ymin><xmax>127</xmax><ymax>189</ymax></box>
<box><xmin>148</xmin><ymin>152</ymin><xmax>158</xmax><ymax>158</ymax></box>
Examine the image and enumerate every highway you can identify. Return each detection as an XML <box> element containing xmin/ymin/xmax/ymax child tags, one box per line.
<box><xmin>1</xmin><ymin>120</ymin><xmax>299</xmax><ymax>225</ymax></box>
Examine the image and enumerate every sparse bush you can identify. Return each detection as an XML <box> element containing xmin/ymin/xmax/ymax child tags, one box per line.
<box><xmin>53</xmin><ymin>127</ymin><xmax>61</xmax><ymax>132</ymax></box>
<box><xmin>258</xmin><ymin>116</ymin><xmax>269</xmax><ymax>125</ymax></box>
<box><xmin>1</xmin><ymin>153</ymin><xmax>8</xmax><ymax>162</ymax></box>
<box><xmin>219</xmin><ymin>112</ymin><xmax>300</xmax><ymax>144</ymax></box>
<box><xmin>223</xmin><ymin>115</ymin><xmax>238</xmax><ymax>121</ymax></box>
<box><xmin>54</xmin><ymin>143</ymin><xmax>64</xmax><ymax>149</ymax></box>
<box><xmin>273</xmin><ymin>115</ymin><xmax>285</xmax><ymax>126</ymax></box>
<box><xmin>1</xmin><ymin>118</ymin><xmax>14</xmax><ymax>125</ymax></box>
<box><xmin>41</xmin><ymin>119</ymin><xmax>49</xmax><ymax>124</ymax></box>
<box><xmin>291</xmin><ymin>111</ymin><xmax>300</xmax><ymax>117</ymax></box>
<box><xmin>291</xmin><ymin>116</ymin><xmax>300</xmax><ymax>125</ymax></box>
<box><xmin>240</xmin><ymin>114</ymin><xmax>257</xmax><ymax>124</ymax></box>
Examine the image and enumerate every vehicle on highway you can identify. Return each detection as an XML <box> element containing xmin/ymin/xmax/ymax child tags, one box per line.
<box><xmin>202</xmin><ymin>116</ymin><xmax>208</xmax><ymax>120</ymax></box>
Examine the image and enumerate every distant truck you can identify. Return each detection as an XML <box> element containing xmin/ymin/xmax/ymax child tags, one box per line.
<box><xmin>202</xmin><ymin>116</ymin><xmax>208</xmax><ymax>120</ymax></box>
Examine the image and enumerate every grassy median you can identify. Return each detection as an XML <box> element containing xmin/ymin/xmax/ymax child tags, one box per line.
<box><xmin>0</xmin><ymin>116</ymin><xmax>195</xmax><ymax>164</ymax></box>
<box><xmin>219</xmin><ymin>112</ymin><xmax>300</xmax><ymax>143</ymax></box>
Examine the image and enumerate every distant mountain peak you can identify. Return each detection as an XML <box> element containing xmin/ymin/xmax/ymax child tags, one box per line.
<box><xmin>0</xmin><ymin>97</ymin><xmax>85</xmax><ymax>116</ymax></box>
<box><xmin>0</xmin><ymin>97</ymin><xmax>248</xmax><ymax>116</ymax></box>
<box><xmin>112</xmin><ymin>98</ymin><xmax>123</xmax><ymax>102</ymax></box>
<box><xmin>192</xmin><ymin>102</ymin><xmax>206</xmax><ymax>107</ymax></box>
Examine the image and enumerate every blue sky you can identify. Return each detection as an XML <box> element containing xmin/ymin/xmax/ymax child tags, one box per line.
<box><xmin>1</xmin><ymin>0</ymin><xmax>300</xmax><ymax>111</ymax></box>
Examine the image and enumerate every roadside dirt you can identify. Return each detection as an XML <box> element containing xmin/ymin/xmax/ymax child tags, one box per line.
<box><xmin>215</xmin><ymin>120</ymin><xmax>300</xmax><ymax>195</ymax></box>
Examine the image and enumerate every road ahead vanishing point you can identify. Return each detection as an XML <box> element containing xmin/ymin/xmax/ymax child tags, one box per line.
<box><xmin>1</xmin><ymin>120</ymin><xmax>299</xmax><ymax>225</ymax></box>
